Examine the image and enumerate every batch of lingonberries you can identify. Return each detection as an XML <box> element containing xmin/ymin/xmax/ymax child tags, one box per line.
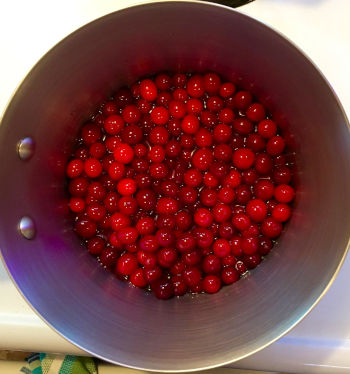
<box><xmin>66</xmin><ymin>72</ymin><xmax>295</xmax><ymax>299</ymax></box>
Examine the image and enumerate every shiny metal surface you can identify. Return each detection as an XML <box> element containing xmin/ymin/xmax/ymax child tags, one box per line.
<box><xmin>17</xmin><ymin>137</ymin><xmax>35</xmax><ymax>161</ymax></box>
<box><xmin>18</xmin><ymin>216</ymin><xmax>36</xmax><ymax>240</ymax></box>
<box><xmin>0</xmin><ymin>1</ymin><xmax>349</xmax><ymax>372</ymax></box>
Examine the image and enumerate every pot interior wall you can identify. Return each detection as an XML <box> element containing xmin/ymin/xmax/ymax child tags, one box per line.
<box><xmin>0</xmin><ymin>2</ymin><xmax>349</xmax><ymax>371</ymax></box>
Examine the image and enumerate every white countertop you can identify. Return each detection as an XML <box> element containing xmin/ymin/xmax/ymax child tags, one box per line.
<box><xmin>1</xmin><ymin>1</ymin><xmax>350</xmax><ymax>373</ymax></box>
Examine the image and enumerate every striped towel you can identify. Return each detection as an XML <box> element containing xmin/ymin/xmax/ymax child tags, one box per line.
<box><xmin>20</xmin><ymin>353</ymin><xmax>97</xmax><ymax>374</ymax></box>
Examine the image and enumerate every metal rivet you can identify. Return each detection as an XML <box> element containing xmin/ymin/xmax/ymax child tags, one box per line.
<box><xmin>17</xmin><ymin>137</ymin><xmax>35</xmax><ymax>160</ymax></box>
<box><xmin>18</xmin><ymin>216</ymin><xmax>36</xmax><ymax>240</ymax></box>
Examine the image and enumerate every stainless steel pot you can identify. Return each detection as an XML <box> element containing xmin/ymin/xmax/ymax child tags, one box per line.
<box><xmin>1</xmin><ymin>1</ymin><xmax>349</xmax><ymax>372</ymax></box>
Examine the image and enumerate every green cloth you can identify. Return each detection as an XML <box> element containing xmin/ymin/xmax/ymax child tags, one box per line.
<box><xmin>21</xmin><ymin>353</ymin><xmax>97</xmax><ymax>374</ymax></box>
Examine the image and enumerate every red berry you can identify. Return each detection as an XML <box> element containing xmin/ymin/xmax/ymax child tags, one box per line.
<box><xmin>104</xmin><ymin>114</ymin><xmax>124</xmax><ymax>135</ymax></box>
<box><xmin>117</xmin><ymin>178</ymin><xmax>137</xmax><ymax>196</ymax></box>
<box><xmin>202</xmin><ymin>254</ymin><xmax>221</xmax><ymax>274</ymax></box>
<box><xmin>194</xmin><ymin>208</ymin><xmax>213</xmax><ymax>227</ymax></box>
<box><xmin>244</xmin><ymin>253</ymin><xmax>262</xmax><ymax>269</ymax></box>
<box><xmin>174</xmin><ymin>211</ymin><xmax>191</xmax><ymax>231</ymax></box>
<box><xmin>181</xmin><ymin>114</ymin><xmax>200</xmax><ymax>134</ymax></box>
<box><xmin>219</xmin><ymin>82</ymin><xmax>236</xmax><ymax>98</ymax></box>
<box><xmin>86</xmin><ymin>202</ymin><xmax>106</xmax><ymax>222</ymax></box>
<box><xmin>259</xmin><ymin>237</ymin><xmax>273</xmax><ymax>255</ymax></box>
<box><xmin>140</xmin><ymin>79</ymin><xmax>157</xmax><ymax>101</ymax></box>
<box><xmin>116</xmin><ymin>253</ymin><xmax>138</xmax><ymax>276</ymax></box>
<box><xmin>267</xmin><ymin>136</ymin><xmax>285</xmax><ymax>156</ymax></box>
<box><xmin>121</xmin><ymin>124</ymin><xmax>143</xmax><ymax>145</ymax></box>
<box><xmin>204</xmin><ymin>73</ymin><xmax>221</xmax><ymax>94</ymax></box>
<box><xmin>192</xmin><ymin>148</ymin><xmax>213</xmax><ymax>171</ymax></box>
<box><xmin>187</xmin><ymin>75</ymin><xmax>205</xmax><ymax>98</ymax></box>
<box><xmin>113</xmin><ymin>143</ymin><xmax>134</xmax><ymax>164</ymax></box>
<box><xmin>246</xmin><ymin>103</ymin><xmax>266</xmax><ymax>122</ymax></box>
<box><xmin>274</xmin><ymin>184</ymin><xmax>295</xmax><ymax>203</ymax></box>
<box><xmin>66</xmin><ymin>159</ymin><xmax>84</xmax><ymax>179</ymax></box>
<box><xmin>169</xmin><ymin>100</ymin><xmax>187</xmax><ymax>119</ymax></box>
<box><xmin>183</xmin><ymin>267</ymin><xmax>201</xmax><ymax>286</ymax></box>
<box><xmin>232</xmin><ymin>148</ymin><xmax>255</xmax><ymax>170</ymax></box>
<box><xmin>151</xmin><ymin>106</ymin><xmax>170</xmax><ymax>125</ymax></box>
<box><xmin>81</xmin><ymin>123</ymin><xmax>101</xmax><ymax>145</ymax></box>
<box><xmin>184</xmin><ymin>168</ymin><xmax>202</xmax><ymax>187</ymax></box>
<box><xmin>232</xmin><ymin>118</ymin><xmax>253</xmax><ymax>135</ymax></box>
<box><xmin>130</xmin><ymin>268</ymin><xmax>147</xmax><ymax>288</ymax></box>
<box><xmin>110</xmin><ymin>212</ymin><xmax>131</xmax><ymax>231</ymax></box>
<box><xmin>144</xmin><ymin>267</ymin><xmax>162</xmax><ymax>283</ymax></box>
<box><xmin>176</xmin><ymin>233</ymin><xmax>196</xmax><ymax>253</ymax></box>
<box><xmin>246</xmin><ymin>199</ymin><xmax>267</xmax><ymax>222</ymax></box>
<box><xmin>87</xmin><ymin>237</ymin><xmax>105</xmax><ymax>255</ymax></box>
<box><xmin>137</xmin><ymin>250</ymin><xmax>157</xmax><ymax>268</ymax></box>
<box><xmin>152</xmin><ymin>279</ymin><xmax>174</xmax><ymax>300</ymax></box>
<box><xmin>184</xmin><ymin>98</ymin><xmax>201</xmax><ymax>116</ymax></box>
<box><xmin>200</xmin><ymin>110</ymin><xmax>217</xmax><ymax>128</ymax></box>
<box><xmin>115</xmin><ymin>88</ymin><xmax>133</xmax><ymax>107</ymax></box>
<box><xmin>221</xmin><ymin>267</ymin><xmax>240</xmax><ymax>284</ymax></box>
<box><xmin>179</xmin><ymin>186</ymin><xmax>197</xmax><ymax>205</ymax></box>
<box><xmin>195</xmin><ymin>128</ymin><xmax>213</xmax><ymax>148</ymax></box>
<box><xmin>108</xmin><ymin>162</ymin><xmax>125</xmax><ymax>181</ymax></box>
<box><xmin>234</xmin><ymin>91</ymin><xmax>252</xmax><ymax>110</ymax></box>
<box><xmin>84</xmin><ymin>158</ymin><xmax>103</xmax><ymax>178</ymax></box>
<box><xmin>213</xmin><ymin>239</ymin><xmax>231</xmax><ymax>258</ymax></box>
<box><xmin>213</xmin><ymin>123</ymin><xmax>232</xmax><ymax>143</ymax></box>
<box><xmin>156</xmin><ymin>197</ymin><xmax>179</xmax><ymax>215</ymax></box>
<box><xmin>254</xmin><ymin>180</ymin><xmax>274</xmax><ymax>201</ymax></box>
<box><xmin>75</xmin><ymin>219</ymin><xmax>97</xmax><ymax>239</ymax></box>
<box><xmin>258</xmin><ymin>119</ymin><xmax>277</xmax><ymax>138</ymax></box>
<box><xmin>261</xmin><ymin>218</ymin><xmax>283</xmax><ymax>238</ymax></box>
<box><xmin>207</xmin><ymin>96</ymin><xmax>224</xmax><ymax>112</ymax></box>
<box><xmin>89</xmin><ymin>142</ymin><xmax>106</xmax><ymax>159</ymax></box>
<box><xmin>235</xmin><ymin>184</ymin><xmax>252</xmax><ymax>205</ymax></box>
<box><xmin>272</xmin><ymin>203</ymin><xmax>292</xmax><ymax>222</ymax></box>
<box><xmin>273</xmin><ymin>165</ymin><xmax>292</xmax><ymax>185</ymax></box>
<box><xmin>155</xmin><ymin>73</ymin><xmax>171</xmax><ymax>90</ymax></box>
<box><xmin>218</xmin><ymin>187</ymin><xmax>235</xmax><ymax>204</ymax></box>
<box><xmin>232</xmin><ymin>213</ymin><xmax>251</xmax><ymax>231</ymax></box>
<box><xmin>241</xmin><ymin>236</ymin><xmax>259</xmax><ymax>255</ymax></box>
<box><xmin>87</xmin><ymin>181</ymin><xmax>106</xmax><ymax>200</ymax></box>
<box><xmin>172</xmin><ymin>73</ymin><xmax>187</xmax><ymax>88</ymax></box>
<box><xmin>212</xmin><ymin>203</ymin><xmax>232</xmax><ymax>223</ymax></box>
<box><xmin>69</xmin><ymin>197</ymin><xmax>85</xmax><ymax>213</ymax></box>
<box><xmin>173</xmin><ymin>88</ymin><xmax>188</xmax><ymax>101</ymax></box>
<box><xmin>122</xmin><ymin>105</ymin><xmax>141</xmax><ymax>124</ymax></box>
<box><xmin>149</xmin><ymin>126</ymin><xmax>169</xmax><ymax>145</ymax></box>
<box><xmin>224</xmin><ymin>170</ymin><xmax>242</xmax><ymax>188</ymax></box>
<box><xmin>100</xmin><ymin>248</ymin><xmax>118</xmax><ymax>268</ymax></box>
<box><xmin>246</xmin><ymin>133</ymin><xmax>266</xmax><ymax>152</ymax></box>
<box><xmin>203</xmin><ymin>275</ymin><xmax>221</xmax><ymax>294</ymax></box>
<box><xmin>172</xmin><ymin>275</ymin><xmax>187</xmax><ymax>296</ymax></box>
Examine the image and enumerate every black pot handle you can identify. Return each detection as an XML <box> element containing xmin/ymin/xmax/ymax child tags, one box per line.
<box><xmin>205</xmin><ymin>0</ymin><xmax>255</xmax><ymax>8</ymax></box>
